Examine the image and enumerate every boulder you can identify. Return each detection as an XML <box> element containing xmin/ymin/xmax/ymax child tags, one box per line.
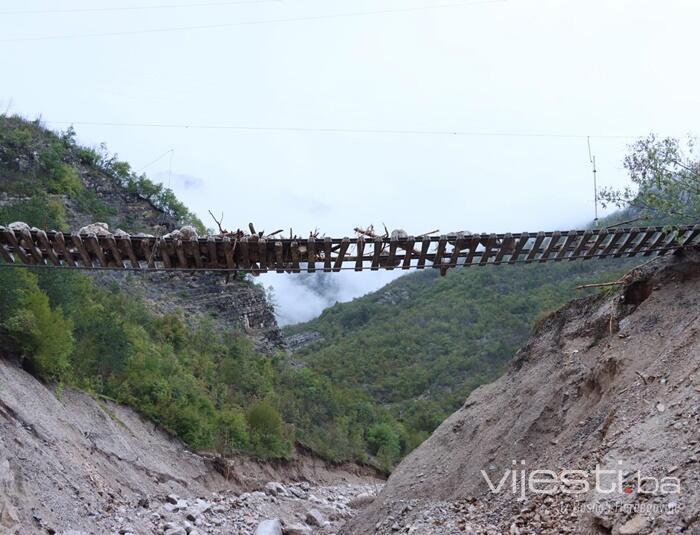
<box><xmin>253</xmin><ymin>518</ymin><xmax>283</xmax><ymax>535</ymax></box>
<box><xmin>78</xmin><ymin>222</ymin><xmax>110</xmax><ymax>235</ymax></box>
<box><xmin>305</xmin><ymin>508</ymin><xmax>326</xmax><ymax>527</ymax></box>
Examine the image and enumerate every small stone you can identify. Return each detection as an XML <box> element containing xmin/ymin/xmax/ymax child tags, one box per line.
<box><xmin>254</xmin><ymin>518</ymin><xmax>283</xmax><ymax>535</ymax></box>
<box><xmin>305</xmin><ymin>509</ymin><xmax>326</xmax><ymax>527</ymax></box>
<box><xmin>618</xmin><ymin>514</ymin><xmax>648</xmax><ymax>534</ymax></box>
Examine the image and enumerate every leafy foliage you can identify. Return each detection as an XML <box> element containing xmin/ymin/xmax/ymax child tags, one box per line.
<box><xmin>599</xmin><ymin>135</ymin><xmax>700</xmax><ymax>223</ymax></box>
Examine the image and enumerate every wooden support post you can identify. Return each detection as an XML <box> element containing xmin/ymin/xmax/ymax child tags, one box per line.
<box><xmin>206</xmin><ymin>236</ymin><xmax>218</xmax><ymax>268</ymax></box>
<box><xmin>355</xmin><ymin>238</ymin><xmax>365</xmax><ymax>271</ymax></box>
<box><xmin>539</xmin><ymin>231</ymin><xmax>561</xmax><ymax>263</ymax></box>
<box><xmin>291</xmin><ymin>241</ymin><xmax>301</xmax><ymax>273</ymax></box>
<box><xmin>275</xmin><ymin>241</ymin><xmax>285</xmax><ymax>273</ymax></box>
<box><xmin>525</xmin><ymin>232</ymin><xmax>545</xmax><ymax>263</ymax></box>
<box><xmin>433</xmin><ymin>235</ymin><xmax>447</xmax><ymax>268</ymax></box>
<box><xmin>0</xmin><ymin>228</ymin><xmax>14</xmax><ymax>264</ymax></box>
<box><xmin>612</xmin><ymin>228</ymin><xmax>640</xmax><ymax>258</ymax></box>
<box><xmin>307</xmin><ymin>238</ymin><xmax>316</xmax><ymax>273</ymax></box>
<box><xmin>509</xmin><ymin>233</ymin><xmax>530</xmax><ymax>264</ymax></box>
<box><xmin>417</xmin><ymin>238</ymin><xmax>430</xmax><ymax>269</ymax></box>
<box><xmin>53</xmin><ymin>232</ymin><xmax>75</xmax><ymax>266</ymax></box>
<box><xmin>141</xmin><ymin>238</ymin><xmax>157</xmax><ymax>269</ymax></box>
<box><xmin>656</xmin><ymin>229</ymin><xmax>681</xmax><ymax>256</ymax></box>
<box><xmin>584</xmin><ymin>229</ymin><xmax>609</xmax><ymax>259</ymax></box>
<box><xmin>118</xmin><ymin>235</ymin><xmax>140</xmax><ymax>268</ymax></box>
<box><xmin>258</xmin><ymin>239</ymin><xmax>268</xmax><ymax>273</ymax></box>
<box><xmin>386</xmin><ymin>238</ymin><xmax>398</xmax><ymax>270</ymax></box>
<box><xmin>464</xmin><ymin>234</ymin><xmax>480</xmax><ymax>266</ymax></box>
<box><xmin>681</xmin><ymin>226</ymin><xmax>700</xmax><ymax>247</ymax></box>
<box><xmin>187</xmin><ymin>238</ymin><xmax>203</xmax><ymax>269</ymax></box>
<box><xmin>494</xmin><ymin>233</ymin><xmax>513</xmax><ymax>265</ymax></box>
<box><xmin>172</xmin><ymin>239</ymin><xmax>188</xmax><ymax>268</ymax></box>
<box><xmin>480</xmin><ymin>234</ymin><xmax>497</xmax><ymax>265</ymax></box>
<box><xmin>642</xmin><ymin>230</ymin><xmax>668</xmax><ymax>257</ymax></box>
<box><xmin>333</xmin><ymin>238</ymin><xmax>350</xmax><ymax>272</ymax></box>
<box><xmin>554</xmin><ymin>232</ymin><xmax>578</xmax><ymax>261</ymax></box>
<box><xmin>35</xmin><ymin>230</ymin><xmax>60</xmax><ymax>265</ymax></box>
<box><xmin>448</xmin><ymin>235</ymin><xmax>465</xmax><ymax>268</ymax></box>
<box><xmin>71</xmin><ymin>233</ymin><xmax>92</xmax><ymax>267</ymax></box>
<box><xmin>20</xmin><ymin>228</ymin><xmax>44</xmax><ymax>264</ymax></box>
<box><xmin>85</xmin><ymin>234</ymin><xmax>107</xmax><ymax>267</ymax></box>
<box><xmin>223</xmin><ymin>237</ymin><xmax>236</xmax><ymax>270</ymax></box>
<box><xmin>569</xmin><ymin>230</ymin><xmax>592</xmax><ymax>261</ymax></box>
<box><xmin>159</xmin><ymin>240</ymin><xmax>173</xmax><ymax>269</ymax></box>
<box><xmin>324</xmin><ymin>238</ymin><xmax>333</xmax><ymax>273</ymax></box>
<box><xmin>599</xmin><ymin>229</ymin><xmax>624</xmax><ymax>258</ymax></box>
<box><xmin>402</xmin><ymin>236</ymin><xmax>415</xmax><ymax>270</ymax></box>
<box><xmin>104</xmin><ymin>234</ymin><xmax>124</xmax><ymax>268</ymax></box>
<box><xmin>628</xmin><ymin>229</ymin><xmax>654</xmax><ymax>257</ymax></box>
<box><xmin>239</xmin><ymin>237</ymin><xmax>251</xmax><ymax>272</ymax></box>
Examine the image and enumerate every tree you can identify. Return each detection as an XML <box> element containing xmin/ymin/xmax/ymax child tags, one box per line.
<box><xmin>599</xmin><ymin>135</ymin><xmax>700</xmax><ymax>223</ymax></box>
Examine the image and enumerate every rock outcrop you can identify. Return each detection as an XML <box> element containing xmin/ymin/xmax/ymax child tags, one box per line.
<box><xmin>344</xmin><ymin>251</ymin><xmax>700</xmax><ymax>534</ymax></box>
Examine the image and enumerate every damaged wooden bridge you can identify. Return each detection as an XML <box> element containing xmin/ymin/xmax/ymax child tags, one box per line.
<box><xmin>1</xmin><ymin>224</ymin><xmax>699</xmax><ymax>275</ymax></box>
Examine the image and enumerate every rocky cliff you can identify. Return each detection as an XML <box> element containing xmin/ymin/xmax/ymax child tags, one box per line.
<box><xmin>344</xmin><ymin>250</ymin><xmax>700</xmax><ymax>535</ymax></box>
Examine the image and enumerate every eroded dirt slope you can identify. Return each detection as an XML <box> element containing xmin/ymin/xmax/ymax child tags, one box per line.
<box><xmin>345</xmin><ymin>252</ymin><xmax>700</xmax><ymax>535</ymax></box>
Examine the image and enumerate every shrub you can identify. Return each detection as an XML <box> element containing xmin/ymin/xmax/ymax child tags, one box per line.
<box><xmin>246</xmin><ymin>400</ymin><xmax>291</xmax><ymax>458</ymax></box>
<box><xmin>216</xmin><ymin>408</ymin><xmax>250</xmax><ymax>453</ymax></box>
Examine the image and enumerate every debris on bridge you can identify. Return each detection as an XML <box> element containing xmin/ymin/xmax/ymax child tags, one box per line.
<box><xmin>0</xmin><ymin>221</ymin><xmax>698</xmax><ymax>275</ymax></box>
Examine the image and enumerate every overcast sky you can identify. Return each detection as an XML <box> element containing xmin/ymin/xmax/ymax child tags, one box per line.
<box><xmin>2</xmin><ymin>0</ymin><xmax>699</xmax><ymax>323</ymax></box>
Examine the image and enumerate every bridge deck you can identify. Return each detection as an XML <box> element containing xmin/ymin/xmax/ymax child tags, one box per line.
<box><xmin>1</xmin><ymin>225</ymin><xmax>699</xmax><ymax>275</ymax></box>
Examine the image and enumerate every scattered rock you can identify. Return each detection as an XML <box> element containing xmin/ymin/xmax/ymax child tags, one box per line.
<box><xmin>305</xmin><ymin>508</ymin><xmax>326</xmax><ymax>527</ymax></box>
<box><xmin>253</xmin><ymin>518</ymin><xmax>283</xmax><ymax>535</ymax></box>
<box><xmin>618</xmin><ymin>514</ymin><xmax>648</xmax><ymax>534</ymax></box>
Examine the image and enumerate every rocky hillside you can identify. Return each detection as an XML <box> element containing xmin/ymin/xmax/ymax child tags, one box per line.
<box><xmin>0</xmin><ymin>115</ymin><xmax>281</xmax><ymax>351</ymax></box>
<box><xmin>344</xmin><ymin>250</ymin><xmax>700</xmax><ymax>534</ymax></box>
<box><xmin>0</xmin><ymin>355</ymin><xmax>383</xmax><ymax>534</ymax></box>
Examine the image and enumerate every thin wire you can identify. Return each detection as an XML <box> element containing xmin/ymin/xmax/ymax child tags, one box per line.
<box><xmin>136</xmin><ymin>149</ymin><xmax>174</xmax><ymax>173</ymax></box>
<box><xmin>587</xmin><ymin>136</ymin><xmax>599</xmax><ymax>224</ymax></box>
<box><xmin>0</xmin><ymin>0</ymin><xmax>507</xmax><ymax>43</ymax></box>
<box><xmin>0</xmin><ymin>0</ymin><xmax>279</xmax><ymax>16</ymax></box>
<box><xmin>43</xmin><ymin>120</ymin><xmax>642</xmax><ymax>140</ymax></box>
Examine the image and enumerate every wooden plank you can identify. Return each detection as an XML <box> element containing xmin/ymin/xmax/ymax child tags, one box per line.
<box><xmin>402</xmin><ymin>236</ymin><xmax>415</xmax><ymax>270</ymax></box>
<box><xmin>642</xmin><ymin>230</ymin><xmax>668</xmax><ymax>257</ymax></box>
<box><xmin>464</xmin><ymin>234</ymin><xmax>481</xmax><ymax>266</ymax></box>
<box><xmin>141</xmin><ymin>238</ymin><xmax>158</xmax><ymax>269</ymax></box>
<box><xmin>71</xmin><ymin>233</ymin><xmax>92</xmax><ymax>267</ymax></box>
<box><xmin>583</xmin><ymin>229</ymin><xmax>609</xmax><ymax>259</ymax></box>
<box><xmin>324</xmin><ymin>237</ymin><xmax>333</xmax><ymax>273</ymax></box>
<box><xmin>385</xmin><ymin>238</ymin><xmax>399</xmax><ymax>271</ymax></box>
<box><xmin>447</xmin><ymin>235</ymin><xmax>465</xmax><ymax>268</ymax></box>
<box><xmin>35</xmin><ymin>229</ymin><xmax>60</xmax><ymax>265</ymax></box>
<box><xmin>172</xmin><ymin>239</ymin><xmax>188</xmax><ymax>268</ymax></box>
<box><xmin>656</xmin><ymin>229</ymin><xmax>682</xmax><ymax>256</ymax></box>
<box><xmin>223</xmin><ymin>237</ymin><xmax>236</xmax><ymax>270</ymax></box>
<box><xmin>4</xmin><ymin>228</ymin><xmax>30</xmax><ymax>264</ymax></box>
<box><xmin>416</xmin><ymin>238</ymin><xmax>430</xmax><ymax>269</ymax></box>
<box><xmin>627</xmin><ymin>229</ymin><xmax>655</xmax><ymax>257</ymax></box>
<box><xmin>553</xmin><ymin>232</ymin><xmax>577</xmax><ymax>261</ymax></box>
<box><xmin>538</xmin><ymin>231</ymin><xmax>561</xmax><ymax>263</ymax></box>
<box><xmin>0</xmin><ymin>228</ymin><xmax>14</xmax><ymax>264</ymax></box>
<box><xmin>20</xmin><ymin>228</ymin><xmax>44</xmax><ymax>264</ymax></box>
<box><xmin>258</xmin><ymin>238</ymin><xmax>268</xmax><ymax>273</ymax></box>
<box><xmin>569</xmin><ymin>230</ymin><xmax>592</xmax><ymax>261</ymax></box>
<box><xmin>525</xmin><ymin>232</ymin><xmax>545</xmax><ymax>263</ymax></box>
<box><xmin>355</xmin><ymin>238</ymin><xmax>365</xmax><ymax>271</ymax></box>
<box><xmin>433</xmin><ymin>235</ymin><xmax>448</xmax><ymax>268</ymax></box>
<box><xmin>599</xmin><ymin>229</ymin><xmax>625</xmax><ymax>258</ymax></box>
<box><xmin>307</xmin><ymin>237</ymin><xmax>316</xmax><ymax>273</ymax></box>
<box><xmin>187</xmin><ymin>238</ymin><xmax>203</xmax><ymax>269</ymax></box>
<box><xmin>479</xmin><ymin>234</ymin><xmax>498</xmax><ymax>265</ymax></box>
<box><xmin>291</xmin><ymin>241</ymin><xmax>301</xmax><ymax>273</ymax></box>
<box><xmin>118</xmin><ymin>235</ymin><xmax>140</xmax><ymax>268</ymax></box>
<box><xmin>104</xmin><ymin>234</ymin><xmax>124</xmax><ymax>268</ymax></box>
<box><xmin>612</xmin><ymin>228</ymin><xmax>640</xmax><ymax>258</ymax></box>
<box><xmin>333</xmin><ymin>238</ymin><xmax>350</xmax><ymax>272</ymax></box>
<box><xmin>158</xmin><ymin>239</ymin><xmax>172</xmax><ymax>269</ymax></box>
<box><xmin>494</xmin><ymin>233</ymin><xmax>513</xmax><ymax>265</ymax></box>
<box><xmin>681</xmin><ymin>226</ymin><xmax>700</xmax><ymax>247</ymax></box>
<box><xmin>85</xmin><ymin>234</ymin><xmax>107</xmax><ymax>267</ymax></box>
<box><xmin>508</xmin><ymin>232</ymin><xmax>530</xmax><ymax>264</ymax></box>
<box><xmin>53</xmin><ymin>232</ymin><xmax>75</xmax><ymax>266</ymax></box>
<box><xmin>206</xmin><ymin>236</ymin><xmax>218</xmax><ymax>268</ymax></box>
<box><xmin>275</xmin><ymin>241</ymin><xmax>285</xmax><ymax>273</ymax></box>
<box><xmin>239</xmin><ymin>237</ymin><xmax>251</xmax><ymax>271</ymax></box>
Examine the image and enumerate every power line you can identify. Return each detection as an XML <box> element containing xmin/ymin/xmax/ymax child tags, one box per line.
<box><xmin>0</xmin><ymin>0</ymin><xmax>279</xmax><ymax>16</ymax></box>
<box><xmin>0</xmin><ymin>0</ymin><xmax>506</xmax><ymax>42</ymax></box>
<box><xmin>44</xmin><ymin>120</ymin><xmax>642</xmax><ymax>139</ymax></box>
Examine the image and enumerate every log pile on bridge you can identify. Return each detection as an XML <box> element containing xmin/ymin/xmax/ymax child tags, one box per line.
<box><xmin>0</xmin><ymin>221</ymin><xmax>699</xmax><ymax>275</ymax></box>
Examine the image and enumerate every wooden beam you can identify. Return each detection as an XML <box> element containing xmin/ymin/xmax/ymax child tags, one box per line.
<box><xmin>71</xmin><ymin>233</ymin><xmax>92</xmax><ymax>267</ymax></box>
<box><xmin>0</xmin><ymin>228</ymin><xmax>14</xmax><ymax>264</ymax></box>
<box><xmin>54</xmin><ymin>232</ymin><xmax>75</xmax><ymax>266</ymax></box>
<box><xmin>333</xmin><ymin>238</ymin><xmax>350</xmax><ymax>272</ymax></box>
<box><xmin>35</xmin><ymin>229</ymin><xmax>60</xmax><ymax>265</ymax></box>
<box><xmin>599</xmin><ymin>229</ymin><xmax>625</xmax><ymax>258</ymax></box>
<box><xmin>291</xmin><ymin>241</ymin><xmax>301</xmax><ymax>273</ymax></box>
<box><xmin>584</xmin><ymin>229</ymin><xmax>609</xmax><ymax>259</ymax></box>
<box><xmin>141</xmin><ymin>238</ymin><xmax>158</xmax><ymax>269</ymax></box>
<box><xmin>433</xmin><ymin>235</ymin><xmax>448</xmax><ymax>268</ymax></box>
<box><xmin>307</xmin><ymin>237</ymin><xmax>316</xmax><ymax>273</ymax></box>
<box><xmin>324</xmin><ymin>237</ymin><xmax>333</xmax><ymax>273</ymax></box>
<box><xmin>464</xmin><ymin>234</ymin><xmax>480</xmax><ymax>266</ymax></box>
<box><xmin>402</xmin><ymin>236</ymin><xmax>415</xmax><ymax>270</ymax></box>
<box><xmin>118</xmin><ymin>235</ymin><xmax>140</xmax><ymax>268</ymax></box>
<box><xmin>494</xmin><ymin>233</ymin><xmax>513</xmax><ymax>265</ymax></box>
<box><xmin>104</xmin><ymin>234</ymin><xmax>124</xmax><ymax>268</ymax></box>
<box><xmin>207</xmin><ymin>236</ymin><xmax>218</xmax><ymax>268</ymax></box>
<box><xmin>239</xmin><ymin>237</ymin><xmax>251</xmax><ymax>272</ymax></box>
<box><xmin>642</xmin><ymin>230</ymin><xmax>668</xmax><ymax>257</ymax></box>
<box><xmin>385</xmin><ymin>238</ymin><xmax>398</xmax><ymax>271</ymax></box>
<box><xmin>20</xmin><ymin>228</ymin><xmax>44</xmax><ymax>264</ymax></box>
<box><xmin>508</xmin><ymin>232</ymin><xmax>530</xmax><ymax>264</ymax></box>
<box><xmin>85</xmin><ymin>234</ymin><xmax>107</xmax><ymax>267</ymax></box>
<box><xmin>627</xmin><ymin>229</ymin><xmax>655</xmax><ymax>257</ymax></box>
<box><xmin>416</xmin><ymin>238</ymin><xmax>430</xmax><ymax>269</ymax></box>
<box><xmin>480</xmin><ymin>234</ymin><xmax>498</xmax><ymax>265</ymax></box>
<box><xmin>275</xmin><ymin>241</ymin><xmax>284</xmax><ymax>273</ymax></box>
<box><xmin>554</xmin><ymin>232</ymin><xmax>578</xmax><ymax>261</ymax></box>
<box><xmin>258</xmin><ymin>238</ymin><xmax>268</xmax><ymax>273</ymax></box>
<box><xmin>159</xmin><ymin>239</ymin><xmax>173</xmax><ymax>269</ymax></box>
<box><xmin>448</xmin><ymin>235</ymin><xmax>465</xmax><ymax>268</ymax></box>
<box><xmin>525</xmin><ymin>232</ymin><xmax>545</xmax><ymax>263</ymax></box>
<box><xmin>223</xmin><ymin>237</ymin><xmax>236</xmax><ymax>270</ymax></box>
<box><xmin>173</xmin><ymin>239</ymin><xmax>188</xmax><ymax>268</ymax></box>
<box><xmin>355</xmin><ymin>238</ymin><xmax>365</xmax><ymax>271</ymax></box>
<box><xmin>612</xmin><ymin>228</ymin><xmax>640</xmax><ymax>258</ymax></box>
<box><xmin>569</xmin><ymin>230</ymin><xmax>592</xmax><ymax>261</ymax></box>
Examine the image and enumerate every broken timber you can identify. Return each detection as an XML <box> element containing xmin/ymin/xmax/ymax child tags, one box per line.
<box><xmin>0</xmin><ymin>225</ymin><xmax>698</xmax><ymax>275</ymax></box>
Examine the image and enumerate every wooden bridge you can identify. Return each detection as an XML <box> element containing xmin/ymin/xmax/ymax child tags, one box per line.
<box><xmin>1</xmin><ymin>224</ymin><xmax>699</xmax><ymax>275</ymax></box>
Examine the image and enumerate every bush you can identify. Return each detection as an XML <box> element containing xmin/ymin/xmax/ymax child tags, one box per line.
<box><xmin>2</xmin><ymin>270</ymin><xmax>73</xmax><ymax>382</ymax></box>
<box><xmin>246</xmin><ymin>400</ymin><xmax>291</xmax><ymax>458</ymax></box>
<box><xmin>216</xmin><ymin>408</ymin><xmax>250</xmax><ymax>453</ymax></box>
